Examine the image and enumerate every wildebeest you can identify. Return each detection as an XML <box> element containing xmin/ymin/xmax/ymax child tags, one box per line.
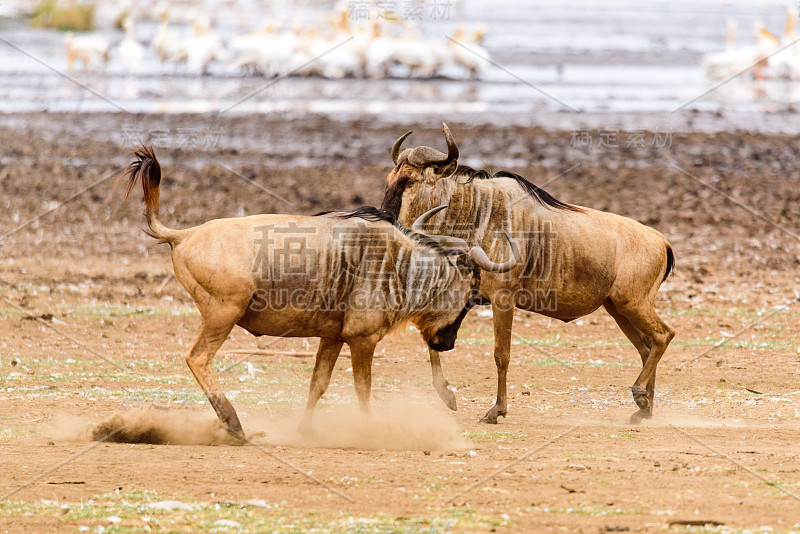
<box><xmin>119</xmin><ymin>145</ymin><xmax>520</xmax><ymax>441</ymax></box>
<box><xmin>381</xmin><ymin>124</ymin><xmax>675</xmax><ymax>424</ymax></box>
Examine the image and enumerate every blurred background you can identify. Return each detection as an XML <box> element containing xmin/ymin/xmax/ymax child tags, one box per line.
<box><xmin>0</xmin><ymin>0</ymin><xmax>798</xmax><ymax>131</ymax></box>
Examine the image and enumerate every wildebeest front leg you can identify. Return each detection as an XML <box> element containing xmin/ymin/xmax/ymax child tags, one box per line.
<box><xmin>429</xmin><ymin>348</ymin><xmax>457</xmax><ymax>411</ymax></box>
<box><xmin>347</xmin><ymin>338</ymin><xmax>378</xmax><ymax>413</ymax></box>
<box><xmin>184</xmin><ymin>311</ymin><xmax>246</xmax><ymax>443</ymax></box>
<box><xmin>299</xmin><ymin>337</ymin><xmax>344</xmax><ymax>436</ymax></box>
<box><xmin>480</xmin><ymin>302</ymin><xmax>514</xmax><ymax>424</ymax></box>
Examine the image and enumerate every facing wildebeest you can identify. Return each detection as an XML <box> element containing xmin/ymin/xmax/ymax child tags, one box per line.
<box><xmin>119</xmin><ymin>145</ymin><xmax>520</xmax><ymax>441</ymax></box>
<box><xmin>382</xmin><ymin>124</ymin><xmax>675</xmax><ymax>424</ymax></box>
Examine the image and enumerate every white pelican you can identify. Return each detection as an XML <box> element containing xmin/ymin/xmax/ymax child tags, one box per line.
<box><xmin>118</xmin><ymin>16</ymin><xmax>144</xmax><ymax>73</ymax></box>
<box><xmin>364</xmin><ymin>22</ymin><xmax>399</xmax><ymax>79</ymax></box>
<box><xmin>392</xmin><ymin>24</ymin><xmax>451</xmax><ymax>78</ymax></box>
<box><xmin>772</xmin><ymin>7</ymin><xmax>800</xmax><ymax>80</ymax></box>
<box><xmin>701</xmin><ymin>19</ymin><xmax>755</xmax><ymax>80</ymax></box>
<box><xmin>152</xmin><ymin>5</ymin><xmax>182</xmax><ymax>65</ymax></box>
<box><xmin>228</xmin><ymin>23</ymin><xmax>277</xmax><ymax>75</ymax></box>
<box><xmin>185</xmin><ymin>16</ymin><xmax>224</xmax><ymax>74</ymax></box>
<box><xmin>64</xmin><ymin>32</ymin><xmax>110</xmax><ymax>72</ymax></box>
<box><xmin>449</xmin><ymin>25</ymin><xmax>490</xmax><ymax>79</ymax></box>
<box><xmin>753</xmin><ymin>20</ymin><xmax>779</xmax><ymax>79</ymax></box>
<box><xmin>295</xmin><ymin>26</ymin><xmax>358</xmax><ymax>79</ymax></box>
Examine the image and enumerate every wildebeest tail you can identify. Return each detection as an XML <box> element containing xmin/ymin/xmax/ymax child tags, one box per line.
<box><xmin>663</xmin><ymin>244</ymin><xmax>674</xmax><ymax>282</ymax></box>
<box><xmin>118</xmin><ymin>144</ymin><xmax>184</xmax><ymax>244</ymax></box>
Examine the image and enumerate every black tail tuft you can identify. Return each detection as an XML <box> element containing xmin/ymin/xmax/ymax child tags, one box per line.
<box><xmin>663</xmin><ymin>245</ymin><xmax>674</xmax><ymax>282</ymax></box>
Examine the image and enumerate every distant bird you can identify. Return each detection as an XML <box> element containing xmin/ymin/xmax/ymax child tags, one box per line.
<box><xmin>365</xmin><ymin>22</ymin><xmax>400</xmax><ymax>79</ymax></box>
<box><xmin>64</xmin><ymin>32</ymin><xmax>110</xmax><ymax>72</ymax></box>
<box><xmin>305</xmin><ymin>27</ymin><xmax>362</xmax><ymax>79</ymax></box>
<box><xmin>702</xmin><ymin>19</ymin><xmax>754</xmax><ymax>80</ymax></box>
<box><xmin>152</xmin><ymin>4</ymin><xmax>182</xmax><ymax>65</ymax></box>
<box><xmin>753</xmin><ymin>20</ymin><xmax>779</xmax><ymax>79</ymax></box>
<box><xmin>228</xmin><ymin>23</ymin><xmax>276</xmax><ymax>74</ymax></box>
<box><xmin>393</xmin><ymin>24</ymin><xmax>451</xmax><ymax>78</ymax></box>
<box><xmin>118</xmin><ymin>16</ymin><xmax>144</xmax><ymax>73</ymax></box>
<box><xmin>185</xmin><ymin>16</ymin><xmax>224</xmax><ymax>74</ymax></box>
<box><xmin>449</xmin><ymin>25</ymin><xmax>490</xmax><ymax>79</ymax></box>
<box><xmin>772</xmin><ymin>7</ymin><xmax>800</xmax><ymax>80</ymax></box>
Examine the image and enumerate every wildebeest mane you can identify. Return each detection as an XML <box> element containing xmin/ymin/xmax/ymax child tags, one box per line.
<box><xmin>316</xmin><ymin>205</ymin><xmax>397</xmax><ymax>224</ymax></box>
<box><xmin>455</xmin><ymin>165</ymin><xmax>583</xmax><ymax>212</ymax></box>
<box><xmin>316</xmin><ymin>206</ymin><xmax>459</xmax><ymax>256</ymax></box>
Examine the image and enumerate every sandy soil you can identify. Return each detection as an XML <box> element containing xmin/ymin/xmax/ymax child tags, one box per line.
<box><xmin>0</xmin><ymin>112</ymin><xmax>799</xmax><ymax>532</ymax></box>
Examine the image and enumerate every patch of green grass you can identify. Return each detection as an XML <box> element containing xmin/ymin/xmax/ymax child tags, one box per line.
<box><xmin>597</xmin><ymin>432</ymin><xmax>636</xmax><ymax>439</ymax></box>
<box><xmin>228</xmin><ymin>390</ymin><xmax>305</xmax><ymax>405</ymax></box>
<box><xmin>0</xmin><ymin>426</ymin><xmax>24</xmax><ymax>442</ymax></box>
<box><xmin>251</xmin><ymin>361</ymin><xmax>314</xmax><ymax>373</ymax></box>
<box><xmin>104</xmin><ymin>388</ymin><xmax>206</xmax><ymax>404</ymax></box>
<box><xmin>520</xmin><ymin>357</ymin><xmax>633</xmax><ymax>368</ymax></box>
<box><xmin>660</xmin><ymin>307</ymin><xmax>771</xmax><ymax>319</ymax></box>
<box><xmin>674</xmin><ymin>338</ymin><xmax>793</xmax><ymax>350</ymax></box>
<box><xmin>463</xmin><ymin>431</ymin><xmax>523</xmax><ymax>439</ymax></box>
<box><xmin>468</xmin><ymin>335</ymin><xmax>628</xmax><ymax>349</ymax></box>
<box><xmin>69</xmin><ymin>304</ymin><xmax>199</xmax><ymax>319</ymax></box>
<box><xmin>0</xmin><ymin>490</ymin><xmax>506</xmax><ymax>533</ymax></box>
<box><xmin>528</xmin><ymin>505</ymin><xmax>641</xmax><ymax>516</ymax></box>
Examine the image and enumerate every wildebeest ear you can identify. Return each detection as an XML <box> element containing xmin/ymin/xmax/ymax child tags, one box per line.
<box><xmin>436</xmin><ymin>160</ymin><xmax>458</xmax><ymax>178</ymax></box>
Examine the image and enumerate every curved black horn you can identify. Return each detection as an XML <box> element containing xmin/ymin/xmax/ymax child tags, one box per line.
<box><xmin>468</xmin><ymin>231</ymin><xmax>521</xmax><ymax>273</ymax></box>
<box><xmin>441</xmin><ymin>122</ymin><xmax>459</xmax><ymax>165</ymax></box>
<box><xmin>391</xmin><ymin>131</ymin><xmax>413</xmax><ymax>165</ymax></box>
<box><xmin>407</xmin><ymin>123</ymin><xmax>460</xmax><ymax>168</ymax></box>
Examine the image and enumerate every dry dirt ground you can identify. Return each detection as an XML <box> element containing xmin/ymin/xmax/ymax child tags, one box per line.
<box><xmin>0</xmin><ymin>113</ymin><xmax>799</xmax><ymax>532</ymax></box>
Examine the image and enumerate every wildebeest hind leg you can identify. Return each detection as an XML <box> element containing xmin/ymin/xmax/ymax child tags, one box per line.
<box><xmin>185</xmin><ymin>305</ymin><xmax>247</xmax><ymax>443</ymax></box>
<box><xmin>299</xmin><ymin>338</ymin><xmax>344</xmax><ymax>437</ymax></box>
<box><xmin>429</xmin><ymin>348</ymin><xmax>457</xmax><ymax>411</ymax></box>
<box><xmin>480</xmin><ymin>303</ymin><xmax>514</xmax><ymax>424</ymax></box>
<box><xmin>614</xmin><ymin>300</ymin><xmax>674</xmax><ymax>422</ymax></box>
<box><xmin>604</xmin><ymin>300</ymin><xmax>654</xmax><ymax>423</ymax></box>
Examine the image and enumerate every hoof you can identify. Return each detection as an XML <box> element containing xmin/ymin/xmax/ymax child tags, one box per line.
<box><xmin>434</xmin><ymin>380</ymin><xmax>458</xmax><ymax>412</ymax></box>
<box><xmin>479</xmin><ymin>408</ymin><xmax>506</xmax><ymax>424</ymax></box>
<box><xmin>298</xmin><ymin>423</ymin><xmax>317</xmax><ymax>440</ymax></box>
<box><xmin>226</xmin><ymin>427</ymin><xmax>247</xmax><ymax>445</ymax></box>
<box><xmin>631</xmin><ymin>386</ymin><xmax>650</xmax><ymax>411</ymax></box>
<box><xmin>633</xmin><ymin>395</ymin><xmax>650</xmax><ymax>410</ymax></box>
<box><xmin>629</xmin><ymin>409</ymin><xmax>652</xmax><ymax>425</ymax></box>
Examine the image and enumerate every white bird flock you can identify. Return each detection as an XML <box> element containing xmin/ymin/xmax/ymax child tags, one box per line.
<box><xmin>63</xmin><ymin>3</ymin><xmax>491</xmax><ymax>79</ymax></box>
<box><xmin>702</xmin><ymin>7</ymin><xmax>800</xmax><ymax>81</ymax></box>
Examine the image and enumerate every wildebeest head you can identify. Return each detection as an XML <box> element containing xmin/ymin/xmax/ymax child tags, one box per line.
<box><xmin>409</xmin><ymin>206</ymin><xmax>520</xmax><ymax>352</ymax></box>
<box><xmin>381</xmin><ymin>123</ymin><xmax>459</xmax><ymax>217</ymax></box>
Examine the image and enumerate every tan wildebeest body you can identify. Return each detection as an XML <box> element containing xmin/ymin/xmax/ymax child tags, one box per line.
<box><xmin>382</xmin><ymin>125</ymin><xmax>675</xmax><ymax>424</ymax></box>
<box><xmin>120</xmin><ymin>145</ymin><xmax>519</xmax><ymax>441</ymax></box>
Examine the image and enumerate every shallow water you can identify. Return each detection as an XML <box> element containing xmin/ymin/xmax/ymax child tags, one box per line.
<box><xmin>0</xmin><ymin>0</ymin><xmax>797</xmax><ymax>132</ymax></box>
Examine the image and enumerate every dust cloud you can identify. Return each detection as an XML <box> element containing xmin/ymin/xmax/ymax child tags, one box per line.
<box><xmin>251</xmin><ymin>401</ymin><xmax>468</xmax><ymax>451</ymax></box>
<box><xmin>89</xmin><ymin>408</ymin><xmax>238</xmax><ymax>445</ymax></box>
<box><xmin>71</xmin><ymin>399</ymin><xmax>466</xmax><ymax>449</ymax></box>
<box><xmin>45</xmin><ymin>414</ymin><xmax>96</xmax><ymax>441</ymax></box>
